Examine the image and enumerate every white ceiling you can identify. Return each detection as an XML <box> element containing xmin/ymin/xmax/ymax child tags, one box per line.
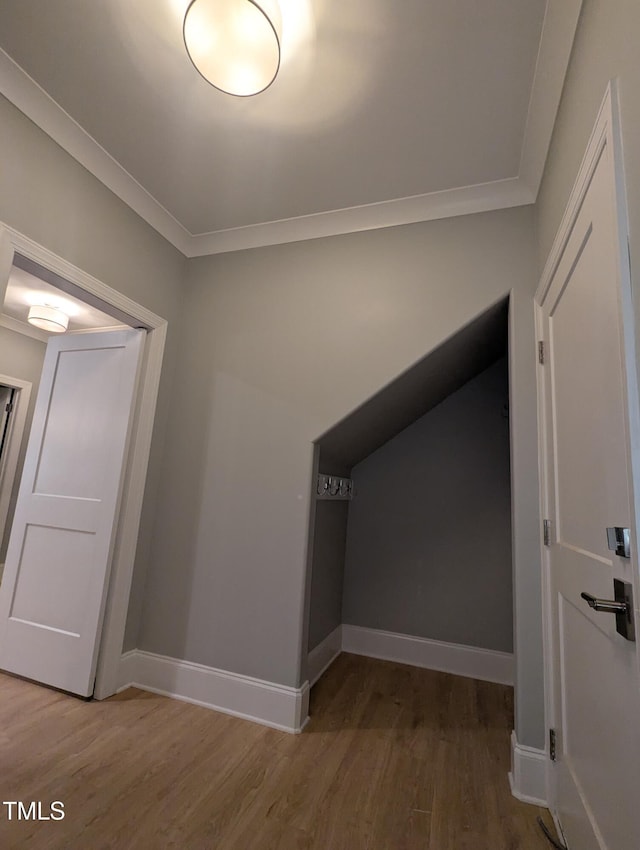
<box><xmin>0</xmin><ymin>0</ymin><xmax>582</xmax><ymax>256</ymax></box>
<box><xmin>2</xmin><ymin>267</ymin><xmax>125</xmax><ymax>340</ymax></box>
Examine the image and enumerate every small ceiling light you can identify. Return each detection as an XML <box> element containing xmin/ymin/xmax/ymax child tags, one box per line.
<box><xmin>27</xmin><ymin>305</ymin><xmax>69</xmax><ymax>333</ymax></box>
<box><xmin>183</xmin><ymin>0</ymin><xmax>281</xmax><ymax>97</ymax></box>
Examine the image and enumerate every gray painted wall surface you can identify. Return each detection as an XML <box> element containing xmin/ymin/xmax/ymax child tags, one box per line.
<box><xmin>137</xmin><ymin>207</ymin><xmax>544</xmax><ymax>748</ymax></box>
<box><xmin>0</xmin><ymin>95</ymin><xmax>188</xmax><ymax>652</ymax></box>
<box><xmin>307</xmin><ymin>500</ymin><xmax>349</xmax><ymax>652</ymax></box>
<box><xmin>342</xmin><ymin>358</ymin><xmax>512</xmax><ymax>653</ymax></box>
<box><xmin>306</xmin><ymin>452</ymin><xmax>351</xmax><ymax>652</ymax></box>
<box><xmin>0</xmin><ymin>326</ymin><xmax>46</xmax><ymax>560</ymax></box>
<box><xmin>0</xmin><ymin>90</ymin><xmax>546</xmax><ymax>749</ymax></box>
<box><xmin>317</xmin><ymin>300</ymin><xmax>508</xmax><ymax>469</ymax></box>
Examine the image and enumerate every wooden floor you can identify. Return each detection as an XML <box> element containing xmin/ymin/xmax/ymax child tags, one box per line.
<box><xmin>0</xmin><ymin>653</ymin><xmax>553</xmax><ymax>849</ymax></box>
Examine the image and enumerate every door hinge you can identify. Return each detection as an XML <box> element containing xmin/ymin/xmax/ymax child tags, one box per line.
<box><xmin>538</xmin><ymin>340</ymin><xmax>545</xmax><ymax>364</ymax></box>
<box><xmin>549</xmin><ymin>728</ymin><xmax>557</xmax><ymax>762</ymax></box>
<box><xmin>543</xmin><ymin>519</ymin><xmax>551</xmax><ymax>546</ymax></box>
<box><xmin>5</xmin><ymin>402</ymin><xmax>13</xmax><ymax>413</ymax></box>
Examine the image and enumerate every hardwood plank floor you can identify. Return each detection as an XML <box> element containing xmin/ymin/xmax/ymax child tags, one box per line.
<box><xmin>0</xmin><ymin>653</ymin><xmax>553</xmax><ymax>849</ymax></box>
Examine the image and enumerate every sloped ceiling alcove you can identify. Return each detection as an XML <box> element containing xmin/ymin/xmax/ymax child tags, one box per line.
<box><xmin>317</xmin><ymin>298</ymin><xmax>508</xmax><ymax>469</ymax></box>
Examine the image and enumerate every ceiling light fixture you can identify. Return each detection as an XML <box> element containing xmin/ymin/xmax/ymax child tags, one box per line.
<box><xmin>183</xmin><ymin>0</ymin><xmax>281</xmax><ymax>97</ymax></box>
<box><xmin>27</xmin><ymin>305</ymin><xmax>69</xmax><ymax>333</ymax></box>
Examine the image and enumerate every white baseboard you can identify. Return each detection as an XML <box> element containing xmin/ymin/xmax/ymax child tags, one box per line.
<box><xmin>307</xmin><ymin>625</ymin><xmax>342</xmax><ymax>686</ymax></box>
<box><xmin>116</xmin><ymin>649</ymin><xmax>309</xmax><ymax>734</ymax></box>
<box><xmin>118</xmin><ymin>629</ymin><xmax>513</xmax><ymax>734</ymax></box>
<box><xmin>117</xmin><ymin>649</ymin><xmax>138</xmax><ymax>692</ymax></box>
<box><xmin>509</xmin><ymin>731</ymin><xmax>548</xmax><ymax>806</ymax></box>
<box><xmin>341</xmin><ymin>624</ymin><xmax>514</xmax><ymax>685</ymax></box>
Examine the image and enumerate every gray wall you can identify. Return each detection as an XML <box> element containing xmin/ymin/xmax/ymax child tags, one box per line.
<box><xmin>307</xmin><ymin>501</ymin><xmax>349</xmax><ymax>651</ymax></box>
<box><xmin>137</xmin><ymin>206</ymin><xmax>544</xmax><ymax>747</ymax></box>
<box><xmin>0</xmin><ymin>326</ymin><xmax>46</xmax><ymax>561</ymax></box>
<box><xmin>342</xmin><ymin>358</ymin><xmax>512</xmax><ymax>652</ymax></box>
<box><xmin>307</xmin><ymin>452</ymin><xmax>351</xmax><ymax>652</ymax></box>
<box><xmin>0</xmin><ymin>94</ymin><xmax>188</xmax><ymax>652</ymax></box>
<box><xmin>0</xmin><ymin>87</ymin><xmax>546</xmax><ymax>749</ymax></box>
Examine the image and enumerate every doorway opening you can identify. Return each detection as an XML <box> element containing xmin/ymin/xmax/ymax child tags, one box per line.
<box><xmin>0</xmin><ymin>223</ymin><xmax>167</xmax><ymax>700</ymax></box>
<box><xmin>303</xmin><ymin>298</ymin><xmax>513</xmax><ymax>704</ymax></box>
<box><xmin>0</xmin><ymin>258</ymin><xmax>129</xmax><ymax>576</ymax></box>
<box><xmin>0</xmin><ymin>375</ymin><xmax>32</xmax><ymax>580</ymax></box>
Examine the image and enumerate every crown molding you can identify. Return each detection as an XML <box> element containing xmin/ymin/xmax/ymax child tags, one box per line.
<box><xmin>0</xmin><ymin>0</ymin><xmax>581</xmax><ymax>258</ymax></box>
<box><xmin>0</xmin><ymin>49</ymin><xmax>192</xmax><ymax>256</ymax></box>
<box><xmin>186</xmin><ymin>178</ymin><xmax>534</xmax><ymax>257</ymax></box>
<box><xmin>518</xmin><ymin>0</ymin><xmax>584</xmax><ymax>198</ymax></box>
<box><xmin>0</xmin><ymin>312</ymin><xmax>48</xmax><ymax>343</ymax></box>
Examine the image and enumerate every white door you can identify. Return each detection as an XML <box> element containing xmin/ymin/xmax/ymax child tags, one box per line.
<box><xmin>0</xmin><ymin>328</ymin><xmax>144</xmax><ymax>697</ymax></box>
<box><xmin>539</xmin><ymin>98</ymin><xmax>640</xmax><ymax>848</ymax></box>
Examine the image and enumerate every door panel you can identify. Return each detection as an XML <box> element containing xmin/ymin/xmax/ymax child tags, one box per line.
<box><xmin>11</xmin><ymin>524</ymin><xmax>96</xmax><ymax>633</ymax></box>
<box><xmin>0</xmin><ymin>329</ymin><xmax>144</xmax><ymax>697</ymax></box>
<box><xmin>541</xmin><ymin>132</ymin><xmax>640</xmax><ymax>849</ymax></box>
<box><xmin>34</xmin><ymin>346</ymin><xmax>127</xmax><ymax>498</ymax></box>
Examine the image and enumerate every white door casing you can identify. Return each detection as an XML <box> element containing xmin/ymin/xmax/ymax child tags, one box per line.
<box><xmin>537</xmin><ymin>83</ymin><xmax>640</xmax><ymax>850</ymax></box>
<box><xmin>0</xmin><ymin>329</ymin><xmax>144</xmax><ymax>696</ymax></box>
<box><xmin>0</xmin><ymin>375</ymin><xmax>32</xmax><ymax>554</ymax></box>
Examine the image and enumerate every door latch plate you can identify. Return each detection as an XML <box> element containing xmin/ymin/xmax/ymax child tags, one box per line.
<box><xmin>607</xmin><ymin>527</ymin><xmax>631</xmax><ymax>558</ymax></box>
<box><xmin>614</xmin><ymin>578</ymin><xmax>635</xmax><ymax>642</ymax></box>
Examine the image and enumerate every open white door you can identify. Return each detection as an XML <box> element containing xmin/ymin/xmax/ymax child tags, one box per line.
<box><xmin>0</xmin><ymin>328</ymin><xmax>144</xmax><ymax>697</ymax></box>
<box><xmin>538</xmin><ymin>87</ymin><xmax>640</xmax><ymax>849</ymax></box>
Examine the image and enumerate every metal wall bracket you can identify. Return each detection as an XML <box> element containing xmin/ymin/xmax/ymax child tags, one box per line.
<box><xmin>316</xmin><ymin>473</ymin><xmax>353</xmax><ymax>500</ymax></box>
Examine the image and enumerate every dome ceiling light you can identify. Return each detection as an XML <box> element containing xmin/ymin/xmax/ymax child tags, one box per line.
<box><xmin>183</xmin><ymin>0</ymin><xmax>282</xmax><ymax>97</ymax></box>
<box><xmin>27</xmin><ymin>305</ymin><xmax>69</xmax><ymax>333</ymax></box>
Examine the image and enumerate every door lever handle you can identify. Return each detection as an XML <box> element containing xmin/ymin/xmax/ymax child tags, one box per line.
<box><xmin>580</xmin><ymin>580</ymin><xmax>635</xmax><ymax>641</ymax></box>
<box><xmin>580</xmin><ymin>592</ymin><xmax>628</xmax><ymax>614</ymax></box>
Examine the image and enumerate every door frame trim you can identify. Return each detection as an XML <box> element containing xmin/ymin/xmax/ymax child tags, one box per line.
<box><xmin>0</xmin><ymin>221</ymin><xmax>167</xmax><ymax>700</ymax></box>
<box><xmin>535</xmin><ymin>79</ymin><xmax>640</xmax><ymax>819</ymax></box>
<box><xmin>0</xmin><ymin>374</ymin><xmax>32</xmax><ymax>556</ymax></box>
